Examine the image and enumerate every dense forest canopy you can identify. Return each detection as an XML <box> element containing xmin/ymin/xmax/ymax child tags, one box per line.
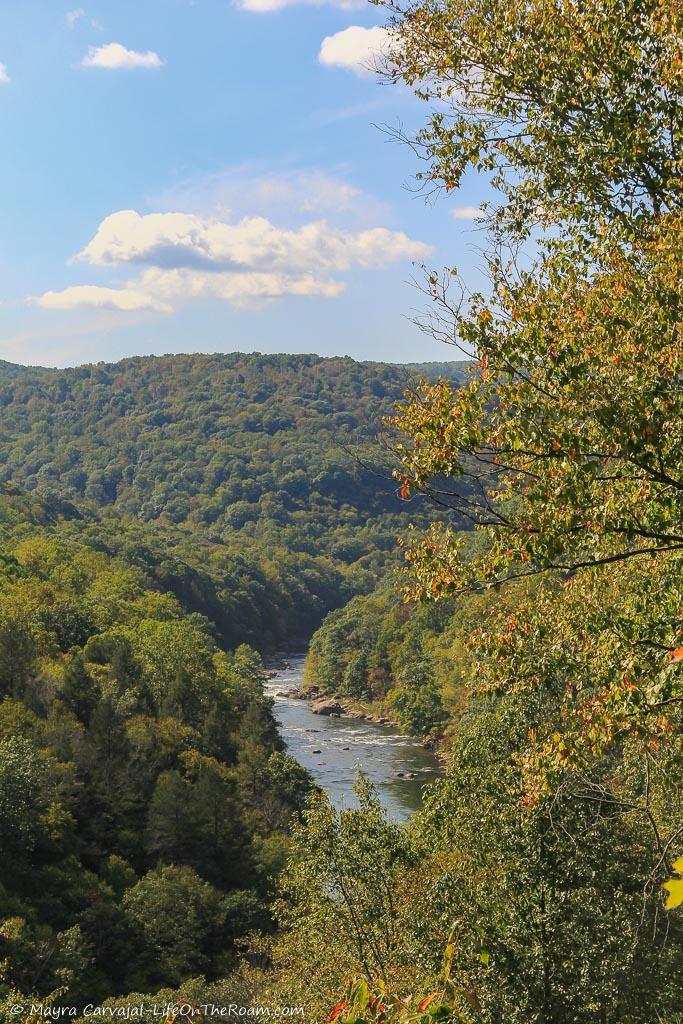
<box><xmin>0</xmin><ymin>353</ymin><xmax>467</xmax><ymax>539</ymax></box>
<box><xmin>0</xmin><ymin>354</ymin><xmax>468</xmax><ymax>650</ymax></box>
<box><xmin>0</xmin><ymin>485</ymin><xmax>314</xmax><ymax>1003</ymax></box>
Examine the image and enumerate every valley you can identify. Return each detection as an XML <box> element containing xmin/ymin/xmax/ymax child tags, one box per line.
<box><xmin>265</xmin><ymin>656</ymin><xmax>441</xmax><ymax>821</ymax></box>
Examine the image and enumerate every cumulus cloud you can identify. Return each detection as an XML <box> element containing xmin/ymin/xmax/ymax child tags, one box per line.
<box><xmin>35</xmin><ymin>285</ymin><xmax>171</xmax><ymax>313</ymax></box>
<box><xmin>451</xmin><ymin>206</ymin><xmax>482</xmax><ymax>221</ymax></box>
<box><xmin>66</xmin><ymin>8</ymin><xmax>85</xmax><ymax>26</ymax></box>
<box><xmin>80</xmin><ymin>42</ymin><xmax>163</xmax><ymax>70</ymax></box>
<box><xmin>40</xmin><ymin>206</ymin><xmax>429</xmax><ymax>315</ymax></box>
<box><xmin>140</xmin><ymin>268</ymin><xmax>345</xmax><ymax>308</ymax></box>
<box><xmin>239</xmin><ymin>0</ymin><xmax>363</xmax><ymax>12</ymax></box>
<box><xmin>318</xmin><ymin>26</ymin><xmax>390</xmax><ymax>75</ymax></box>
<box><xmin>0</xmin><ymin>64</ymin><xmax>10</xmax><ymax>85</ymax></box>
<box><xmin>75</xmin><ymin>209</ymin><xmax>431</xmax><ymax>275</ymax></box>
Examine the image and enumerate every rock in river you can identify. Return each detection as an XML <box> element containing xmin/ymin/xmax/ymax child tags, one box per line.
<box><xmin>310</xmin><ymin>697</ymin><xmax>344</xmax><ymax>716</ymax></box>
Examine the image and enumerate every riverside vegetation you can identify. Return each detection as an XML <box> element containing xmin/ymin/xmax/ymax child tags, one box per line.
<box><xmin>0</xmin><ymin>356</ymin><xmax>464</xmax><ymax>1014</ymax></box>
<box><xmin>3</xmin><ymin>0</ymin><xmax>683</xmax><ymax>1021</ymax></box>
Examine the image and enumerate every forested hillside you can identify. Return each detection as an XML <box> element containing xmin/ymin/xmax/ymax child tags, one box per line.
<box><xmin>0</xmin><ymin>354</ymin><xmax>468</xmax><ymax>648</ymax></box>
<box><xmin>0</xmin><ymin>352</ymin><xmax>467</xmax><ymax>541</ymax></box>
<box><xmin>0</xmin><ymin>486</ymin><xmax>312</xmax><ymax>1002</ymax></box>
<box><xmin>303</xmin><ymin>564</ymin><xmax>495</xmax><ymax>737</ymax></box>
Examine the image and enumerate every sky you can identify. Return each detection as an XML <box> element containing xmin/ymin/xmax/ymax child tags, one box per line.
<box><xmin>0</xmin><ymin>0</ymin><xmax>490</xmax><ymax>368</ymax></box>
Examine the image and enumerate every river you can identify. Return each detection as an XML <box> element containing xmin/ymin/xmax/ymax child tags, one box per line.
<box><xmin>264</xmin><ymin>656</ymin><xmax>441</xmax><ymax>822</ymax></box>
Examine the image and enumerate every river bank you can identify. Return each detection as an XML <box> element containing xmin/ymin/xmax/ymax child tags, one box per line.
<box><xmin>267</xmin><ymin>654</ymin><xmax>440</xmax><ymax>748</ymax></box>
<box><xmin>264</xmin><ymin>655</ymin><xmax>442</xmax><ymax>822</ymax></box>
<box><xmin>272</xmin><ymin>683</ymin><xmax>439</xmax><ymax>752</ymax></box>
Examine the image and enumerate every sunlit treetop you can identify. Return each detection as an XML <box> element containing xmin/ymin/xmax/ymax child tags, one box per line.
<box><xmin>392</xmin><ymin>214</ymin><xmax>683</xmax><ymax>595</ymax></box>
<box><xmin>380</xmin><ymin>0</ymin><xmax>683</xmax><ymax>243</ymax></box>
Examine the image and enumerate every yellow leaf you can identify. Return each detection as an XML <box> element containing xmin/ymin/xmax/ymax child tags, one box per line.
<box><xmin>662</xmin><ymin>877</ymin><xmax>683</xmax><ymax>910</ymax></box>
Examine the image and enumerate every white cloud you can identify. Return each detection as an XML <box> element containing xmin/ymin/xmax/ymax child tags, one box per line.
<box><xmin>451</xmin><ymin>206</ymin><xmax>482</xmax><ymax>221</ymax></box>
<box><xmin>140</xmin><ymin>267</ymin><xmax>345</xmax><ymax>308</ymax></box>
<box><xmin>40</xmin><ymin>206</ymin><xmax>429</xmax><ymax>316</ymax></box>
<box><xmin>66</xmin><ymin>8</ymin><xmax>85</xmax><ymax>27</ymax></box>
<box><xmin>318</xmin><ymin>26</ymin><xmax>390</xmax><ymax>75</ymax></box>
<box><xmin>35</xmin><ymin>285</ymin><xmax>171</xmax><ymax>313</ymax></box>
<box><xmin>80</xmin><ymin>42</ymin><xmax>163</xmax><ymax>70</ymax></box>
<box><xmin>0</xmin><ymin>64</ymin><xmax>10</xmax><ymax>85</ymax></box>
<box><xmin>76</xmin><ymin>209</ymin><xmax>431</xmax><ymax>275</ymax></box>
<box><xmin>239</xmin><ymin>0</ymin><xmax>363</xmax><ymax>12</ymax></box>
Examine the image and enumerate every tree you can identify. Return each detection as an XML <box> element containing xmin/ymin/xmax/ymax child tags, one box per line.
<box><xmin>404</xmin><ymin>695</ymin><xmax>683</xmax><ymax>1022</ymax></box>
<box><xmin>0</xmin><ymin>604</ymin><xmax>36</xmax><ymax>698</ymax></box>
<box><xmin>394</xmin><ymin>222</ymin><xmax>683</xmax><ymax>591</ymax></box>
<box><xmin>0</xmin><ymin>737</ymin><xmax>47</xmax><ymax>879</ymax></box>
<box><xmin>0</xmin><ymin>918</ymin><xmax>93</xmax><ymax>1006</ymax></box>
<box><xmin>146</xmin><ymin>756</ymin><xmax>251</xmax><ymax>890</ymax></box>
<box><xmin>268</xmin><ymin>778</ymin><xmax>417</xmax><ymax>1021</ymax></box>
<box><xmin>59</xmin><ymin>654</ymin><xmax>99</xmax><ymax>725</ymax></box>
<box><xmin>162</xmin><ymin>667</ymin><xmax>201</xmax><ymax>724</ymax></box>
<box><xmin>240</xmin><ymin>751</ymin><xmax>313</xmax><ymax>832</ymax></box>
<box><xmin>384</xmin><ymin>0</ymin><xmax>683</xmax><ymax>814</ymax></box>
<box><xmin>121</xmin><ymin>865</ymin><xmax>232</xmax><ymax>986</ymax></box>
<box><xmin>381</xmin><ymin>0</ymin><xmax>683</xmax><ymax>245</ymax></box>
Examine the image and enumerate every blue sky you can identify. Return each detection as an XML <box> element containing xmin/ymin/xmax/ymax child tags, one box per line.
<box><xmin>0</xmin><ymin>0</ymin><xmax>489</xmax><ymax>367</ymax></box>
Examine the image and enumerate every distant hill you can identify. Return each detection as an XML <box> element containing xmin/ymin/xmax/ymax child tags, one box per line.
<box><xmin>403</xmin><ymin>360</ymin><xmax>473</xmax><ymax>380</ymax></box>
<box><xmin>0</xmin><ymin>352</ymin><xmax>466</xmax><ymax>542</ymax></box>
<box><xmin>0</xmin><ymin>352</ymin><xmax>469</xmax><ymax>647</ymax></box>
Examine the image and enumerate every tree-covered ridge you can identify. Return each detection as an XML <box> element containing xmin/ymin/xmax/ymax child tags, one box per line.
<box><xmin>0</xmin><ymin>353</ymin><xmax>467</xmax><ymax>539</ymax></box>
<box><xmin>0</xmin><ymin>486</ymin><xmax>312</xmax><ymax>1005</ymax></box>
<box><xmin>0</xmin><ymin>354</ymin><xmax>470</xmax><ymax>649</ymax></box>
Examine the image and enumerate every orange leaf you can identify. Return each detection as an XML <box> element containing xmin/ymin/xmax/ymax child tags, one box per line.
<box><xmin>327</xmin><ymin>1000</ymin><xmax>348</xmax><ymax>1023</ymax></box>
<box><xmin>669</xmin><ymin>646</ymin><xmax>683</xmax><ymax>663</ymax></box>
<box><xmin>417</xmin><ymin>994</ymin><xmax>437</xmax><ymax>1012</ymax></box>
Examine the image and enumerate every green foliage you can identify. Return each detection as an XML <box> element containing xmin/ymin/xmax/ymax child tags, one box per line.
<box><xmin>382</xmin><ymin>0</ymin><xmax>683</xmax><ymax>245</ymax></box>
<box><xmin>0</xmin><ymin>515</ymin><xmax>312</xmax><ymax>1007</ymax></box>
<box><xmin>0</xmin><ymin>737</ymin><xmax>47</xmax><ymax>872</ymax></box>
<box><xmin>0</xmin><ymin>355</ymin><xmax>466</xmax><ymax>649</ymax></box>
<box><xmin>257</xmin><ymin>778</ymin><xmax>417</xmax><ymax>1020</ymax></box>
<box><xmin>59</xmin><ymin>654</ymin><xmax>99</xmax><ymax>724</ymax></box>
<box><xmin>121</xmin><ymin>864</ymin><xmax>242</xmax><ymax>986</ymax></box>
<box><xmin>0</xmin><ymin>604</ymin><xmax>36</xmax><ymax>698</ymax></box>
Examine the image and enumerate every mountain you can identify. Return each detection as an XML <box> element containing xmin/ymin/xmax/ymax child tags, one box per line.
<box><xmin>0</xmin><ymin>353</ymin><xmax>471</xmax><ymax>648</ymax></box>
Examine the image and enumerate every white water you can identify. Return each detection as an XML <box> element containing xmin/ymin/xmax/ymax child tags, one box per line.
<box><xmin>265</xmin><ymin>656</ymin><xmax>441</xmax><ymax>822</ymax></box>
